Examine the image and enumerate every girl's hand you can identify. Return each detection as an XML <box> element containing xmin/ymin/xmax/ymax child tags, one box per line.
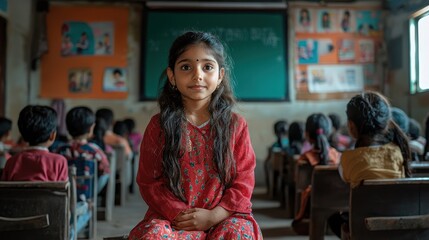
<box><xmin>172</xmin><ymin>207</ymin><xmax>231</xmax><ymax>231</ymax></box>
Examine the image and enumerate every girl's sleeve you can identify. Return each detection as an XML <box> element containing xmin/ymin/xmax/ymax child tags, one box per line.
<box><xmin>136</xmin><ymin>116</ymin><xmax>187</xmax><ymax>221</ymax></box>
<box><xmin>218</xmin><ymin>117</ymin><xmax>255</xmax><ymax>214</ymax></box>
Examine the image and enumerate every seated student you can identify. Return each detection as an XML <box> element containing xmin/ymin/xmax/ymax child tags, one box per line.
<box><xmin>292</xmin><ymin>113</ymin><xmax>340</xmax><ymax>235</ymax></box>
<box><xmin>123</xmin><ymin>118</ymin><xmax>143</xmax><ymax>154</ymax></box>
<box><xmin>1</xmin><ymin>105</ymin><xmax>68</xmax><ymax>181</ymax></box>
<box><xmin>328</xmin><ymin>113</ymin><xmax>352</xmax><ymax>152</ymax></box>
<box><xmin>95</xmin><ymin>108</ymin><xmax>132</xmax><ymax>159</ymax></box>
<box><xmin>0</xmin><ymin>117</ymin><xmax>13</xmax><ymax>162</ymax></box>
<box><xmin>57</xmin><ymin>106</ymin><xmax>111</xmax><ymax>194</ymax></box>
<box><xmin>328</xmin><ymin>91</ymin><xmax>411</xmax><ymax>238</ymax></box>
<box><xmin>391</xmin><ymin>107</ymin><xmax>410</xmax><ymax>135</ymax></box>
<box><xmin>287</xmin><ymin>121</ymin><xmax>305</xmax><ymax>156</ymax></box>
<box><xmin>408</xmin><ymin>118</ymin><xmax>425</xmax><ymax>161</ymax></box>
<box><xmin>264</xmin><ymin>120</ymin><xmax>289</xmax><ymax>194</ymax></box>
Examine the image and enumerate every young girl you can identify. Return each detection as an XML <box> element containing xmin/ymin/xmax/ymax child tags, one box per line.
<box><xmin>292</xmin><ymin>113</ymin><xmax>340</xmax><ymax>235</ymax></box>
<box><xmin>328</xmin><ymin>91</ymin><xmax>411</xmax><ymax>237</ymax></box>
<box><xmin>129</xmin><ymin>31</ymin><xmax>262</xmax><ymax>239</ymax></box>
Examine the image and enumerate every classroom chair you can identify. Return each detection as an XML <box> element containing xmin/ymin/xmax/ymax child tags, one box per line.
<box><xmin>98</xmin><ymin>150</ymin><xmax>117</xmax><ymax>221</ymax></box>
<box><xmin>310</xmin><ymin>165</ymin><xmax>350</xmax><ymax>240</ymax></box>
<box><xmin>112</xmin><ymin>144</ymin><xmax>132</xmax><ymax>206</ymax></box>
<box><xmin>0</xmin><ymin>181</ymin><xmax>70</xmax><ymax>240</ymax></box>
<box><xmin>350</xmin><ymin>178</ymin><xmax>429</xmax><ymax>239</ymax></box>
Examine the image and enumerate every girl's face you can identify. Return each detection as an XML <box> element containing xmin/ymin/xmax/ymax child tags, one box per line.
<box><xmin>167</xmin><ymin>43</ymin><xmax>224</xmax><ymax>105</ymax></box>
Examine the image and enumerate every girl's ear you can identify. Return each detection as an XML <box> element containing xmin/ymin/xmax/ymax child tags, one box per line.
<box><xmin>347</xmin><ymin>120</ymin><xmax>358</xmax><ymax>139</ymax></box>
<box><xmin>167</xmin><ymin>67</ymin><xmax>175</xmax><ymax>86</ymax></box>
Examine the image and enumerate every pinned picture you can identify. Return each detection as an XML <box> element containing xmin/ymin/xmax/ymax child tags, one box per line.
<box><xmin>295</xmin><ymin>8</ymin><xmax>314</xmax><ymax>33</ymax></box>
<box><xmin>356</xmin><ymin>10</ymin><xmax>382</xmax><ymax>36</ymax></box>
<box><xmin>318</xmin><ymin>39</ymin><xmax>336</xmax><ymax>63</ymax></box>
<box><xmin>68</xmin><ymin>69</ymin><xmax>92</xmax><ymax>93</ymax></box>
<box><xmin>358</xmin><ymin>39</ymin><xmax>374</xmax><ymax>63</ymax></box>
<box><xmin>338</xmin><ymin>39</ymin><xmax>355</xmax><ymax>62</ymax></box>
<box><xmin>363</xmin><ymin>64</ymin><xmax>377</xmax><ymax>85</ymax></box>
<box><xmin>338</xmin><ymin>9</ymin><xmax>355</xmax><ymax>33</ymax></box>
<box><xmin>61</xmin><ymin>21</ymin><xmax>114</xmax><ymax>56</ymax></box>
<box><xmin>295</xmin><ymin>66</ymin><xmax>308</xmax><ymax>89</ymax></box>
<box><xmin>103</xmin><ymin>67</ymin><xmax>127</xmax><ymax>92</ymax></box>
<box><xmin>297</xmin><ymin>39</ymin><xmax>318</xmax><ymax>64</ymax></box>
<box><xmin>308</xmin><ymin>65</ymin><xmax>363</xmax><ymax>93</ymax></box>
<box><xmin>317</xmin><ymin>9</ymin><xmax>336</xmax><ymax>33</ymax></box>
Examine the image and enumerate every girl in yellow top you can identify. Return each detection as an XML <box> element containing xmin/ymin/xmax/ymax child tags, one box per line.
<box><xmin>340</xmin><ymin>91</ymin><xmax>411</xmax><ymax>187</ymax></box>
<box><xmin>329</xmin><ymin>91</ymin><xmax>411</xmax><ymax>238</ymax></box>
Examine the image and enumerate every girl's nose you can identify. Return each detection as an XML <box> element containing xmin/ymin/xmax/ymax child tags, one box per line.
<box><xmin>193</xmin><ymin>67</ymin><xmax>203</xmax><ymax>81</ymax></box>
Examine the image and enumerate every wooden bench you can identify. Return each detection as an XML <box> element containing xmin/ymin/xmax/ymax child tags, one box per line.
<box><xmin>310</xmin><ymin>165</ymin><xmax>349</xmax><ymax>240</ymax></box>
<box><xmin>112</xmin><ymin>145</ymin><xmax>132</xmax><ymax>206</ymax></box>
<box><xmin>350</xmin><ymin>178</ymin><xmax>429</xmax><ymax>239</ymax></box>
<box><xmin>103</xmin><ymin>235</ymin><xmax>128</xmax><ymax>240</ymax></box>
<box><xmin>0</xmin><ymin>181</ymin><xmax>70</xmax><ymax>240</ymax></box>
<box><xmin>294</xmin><ymin>161</ymin><xmax>313</xmax><ymax>217</ymax></box>
<box><xmin>410</xmin><ymin>162</ymin><xmax>429</xmax><ymax>177</ymax></box>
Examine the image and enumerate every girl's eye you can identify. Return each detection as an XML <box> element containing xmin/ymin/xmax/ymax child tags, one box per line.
<box><xmin>180</xmin><ymin>65</ymin><xmax>191</xmax><ymax>71</ymax></box>
<box><xmin>204</xmin><ymin>65</ymin><xmax>214</xmax><ymax>71</ymax></box>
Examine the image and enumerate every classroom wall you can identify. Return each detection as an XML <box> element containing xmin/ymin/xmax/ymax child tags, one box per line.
<box><xmin>5</xmin><ymin>0</ymin><xmax>370</xmax><ymax>186</ymax></box>
<box><xmin>383</xmin><ymin>0</ymin><xmax>429</xmax><ymax>126</ymax></box>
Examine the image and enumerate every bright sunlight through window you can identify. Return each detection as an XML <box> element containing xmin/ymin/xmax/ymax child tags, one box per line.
<box><xmin>410</xmin><ymin>6</ymin><xmax>429</xmax><ymax>93</ymax></box>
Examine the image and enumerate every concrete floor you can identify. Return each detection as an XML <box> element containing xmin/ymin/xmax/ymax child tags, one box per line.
<box><xmin>97</xmin><ymin>187</ymin><xmax>339</xmax><ymax>240</ymax></box>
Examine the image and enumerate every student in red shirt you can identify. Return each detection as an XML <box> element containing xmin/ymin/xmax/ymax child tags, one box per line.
<box><xmin>1</xmin><ymin>105</ymin><xmax>68</xmax><ymax>181</ymax></box>
<box><xmin>128</xmin><ymin>31</ymin><xmax>262</xmax><ymax>240</ymax></box>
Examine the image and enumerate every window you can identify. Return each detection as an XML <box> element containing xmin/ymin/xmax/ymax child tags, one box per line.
<box><xmin>410</xmin><ymin>5</ymin><xmax>429</xmax><ymax>93</ymax></box>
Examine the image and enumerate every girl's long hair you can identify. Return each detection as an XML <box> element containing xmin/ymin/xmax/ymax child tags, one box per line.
<box><xmin>158</xmin><ymin>31</ymin><xmax>236</xmax><ymax>201</ymax></box>
<box><xmin>346</xmin><ymin>91</ymin><xmax>411</xmax><ymax>177</ymax></box>
<box><xmin>305</xmin><ymin>113</ymin><xmax>331</xmax><ymax>165</ymax></box>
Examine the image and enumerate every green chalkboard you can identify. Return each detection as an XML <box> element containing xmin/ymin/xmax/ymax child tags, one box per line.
<box><xmin>140</xmin><ymin>10</ymin><xmax>288</xmax><ymax>101</ymax></box>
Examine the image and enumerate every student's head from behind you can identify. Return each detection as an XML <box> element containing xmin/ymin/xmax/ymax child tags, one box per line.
<box><xmin>0</xmin><ymin>117</ymin><xmax>12</xmax><ymax>140</ymax></box>
<box><xmin>18</xmin><ymin>105</ymin><xmax>57</xmax><ymax>146</ymax></box>
<box><xmin>288</xmin><ymin>121</ymin><xmax>304</xmax><ymax>143</ymax></box>
<box><xmin>95</xmin><ymin>108</ymin><xmax>114</xmax><ymax>127</ymax></box>
<box><xmin>123</xmin><ymin>118</ymin><xmax>136</xmax><ymax>133</ymax></box>
<box><xmin>346</xmin><ymin>91</ymin><xmax>391</xmax><ymax>138</ymax></box>
<box><xmin>328</xmin><ymin>113</ymin><xmax>341</xmax><ymax>131</ymax></box>
<box><xmin>66</xmin><ymin>106</ymin><xmax>95</xmax><ymax>138</ymax></box>
<box><xmin>113</xmin><ymin>120</ymin><xmax>128</xmax><ymax>137</ymax></box>
<box><xmin>161</xmin><ymin>31</ymin><xmax>235</xmax><ymax>110</ymax></box>
<box><xmin>274</xmin><ymin>120</ymin><xmax>288</xmax><ymax>137</ymax></box>
<box><xmin>408</xmin><ymin>118</ymin><xmax>421</xmax><ymax>140</ymax></box>
<box><xmin>305</xmin><ymin>113</ymin><xmax>331</xmax><ymax>165</ymax></box>
<box><xmin>391</xmin><ymin>107</ymin><xmax>409</xmax><ymax>134</ymax></box>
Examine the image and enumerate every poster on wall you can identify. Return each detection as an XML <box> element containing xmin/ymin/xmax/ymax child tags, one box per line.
<box><xmin>297</xmin><ymin>39</ymin><xmax>318</xmax><ymax>64</ymax></box>
<box><xmin>295</xmin><ymin>8</ymin><xmax>314</xmax><ymax>33</ymax></box>
<box><xmin>338</xmin><ymin>9</ymin><xmax>355</xmax><ymax>33</ymax></box>
<box><xmin>363</xmin><ymin>64</ymin><xmax>377</xmax><ymax>85</ymax></box>
<box><xmin>308</xmin><ymin>65</ymin><xmax>363</xmax><ymax>93</ymax></box>
<box><xmin>358</xmin><ymin>39</ymin><xmax>374</xmax><ymax>63</ymax></box>
<box><xmin>103</xmin><ymin>67</ymin><xmax>127</xmax><ymax>92</ymax></box>
<box><xmin>0</xmin><ymin>0</ymin><xmax>7</xmax><ymax>16</ymax></box>
<box><xmin>338</xmin><ymin>39</ymin><xmax>355</xmax><ymax>62</ymax></box>
<box><xmin>317</xmin><ymin>9</ymin><xmax>337</xmax><ymax>33</ymax></box>
<box><xmin>61</xmin><ymin>21</ymin><xmax>114</xmax><ymax>56</ymax></box>
<box><xmin>356</xmin><ymin>10</ymin><xmax>382</xmax><ymax>36</ymax></box>
<box><xmin>68</xmin><ymin>68</ymin><xmax>92</xmax><ymax>93</ymax></box>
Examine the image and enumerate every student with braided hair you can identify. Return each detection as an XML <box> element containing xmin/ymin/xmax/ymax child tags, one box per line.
<box><xmin>328</xmin><ymin>91</ymin><xmax>411</xmax><ymax>238</ymax></box>
<box><xmin>292</xmin><ymin>113</ymin><xmax>340</xmax><ymax>235</ymax></box>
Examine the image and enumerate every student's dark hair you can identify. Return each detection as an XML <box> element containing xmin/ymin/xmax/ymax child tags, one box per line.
<box><xmin>408</xmin><ymin>118</ymin><xmax>421</xmax><ymax>140</ymax></box>
<box><xmin>305</xmin><ymin>113</ymin><xmax>331</xmax><ymax>165</ymax></box>
<box><xmin>95</xmin><ymin>108</ymin><xmax>114</xmax><ymax>127</ymax></box>
<box><xmin>346</xmin><ymin>91</ymin><xmax>411</xmax><ymax>176</ymax></box>
<box><xmin>123</xmin><ymin>118</ymin><xmax>136</xmax><ymax>133</ymax></box>
<box><xmin>66</xmin><ymin>106</ymin><xmax>95</xmax><ymax>138</ymax></box>
<box><xmin>274</xmin><ymin>120</ymin><xmax>288</xmax><ymax>149</ymax></box>
<box><xmin>90</xmin><ymin>117</ymin><xmax>108</xmax><ymax>151</ymax></box>
<box><xmin>0</xmin><ymin>117</ymin><xmax>12</xmax><ymax>138</ymax></box>
<box><xmin>18</xmin><ymin>105</ymin><xmax>57</xmax><ymax>146</ymax></box>
<box><xmin>158</xmin><ymin>31</ymin><xmax>236</xmax><ymax>201</ymax></box>
<box><xmin>328</xmin><ymin>113</ymin><xmax>341</xmax><ymax>131</ymax></box>
<box><xmin>288</xmin><ymin>121</ymin><xmax>304</xmax><ymax>154</ymax></box>
<box><xmin>113</xmin><ymin>120</ymin><xmax>128</xmax><ymax>137</ymax></box>
<box><xmin>391</xmin><ymin>107</ymin><xmax>409</xmax><ymax>134</ymax></box>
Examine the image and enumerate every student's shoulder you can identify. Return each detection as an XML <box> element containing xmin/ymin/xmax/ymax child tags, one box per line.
<box><xmin>232</xmin><ymin>112</ymin><xmax>248</xmax><ymax>126</ymax></box>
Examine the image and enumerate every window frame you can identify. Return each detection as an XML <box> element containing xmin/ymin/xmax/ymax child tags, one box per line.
<box><xmin>409</xmin><ymin>5</ymin><xmax>429</xmax><ymax>94</ymax></box>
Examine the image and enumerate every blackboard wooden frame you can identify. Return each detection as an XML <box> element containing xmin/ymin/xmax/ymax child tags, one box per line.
<box><xmin>139</xmin><ymin>3</ymin><xmax>289</xmax><ymax>102</ymax></box>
